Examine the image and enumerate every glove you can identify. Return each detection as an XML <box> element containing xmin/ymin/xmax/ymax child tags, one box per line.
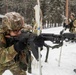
<box><xmin>63</xmin><ymin>23</ymin><xmax>69</xmax><ymax>28</ymax></box>
<box><xmin>34</xmin><ymin>35</ymin><xmax>44</xmax><ymax>47</ymax></box>
<box><xmin>63</xmin><ymin>23</ymin><xmax>66</xmax><ymax>28</ymax></box>
<box><xmin>14</xmin><ymin>38</ymin><xmax>27</xmax><ymax>52</ymax></box>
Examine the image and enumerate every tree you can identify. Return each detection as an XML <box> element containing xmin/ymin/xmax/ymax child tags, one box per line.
<box><xmin>0</xmin><ymin>0</ymin><xmax>76</xmax><ymax>24</ymax></box>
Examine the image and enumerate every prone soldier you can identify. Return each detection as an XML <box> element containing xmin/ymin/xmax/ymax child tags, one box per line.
<box><xmin>0</xmin><ymin>12</ymin><xmax>32</xmax><ymax>75</ymax></box>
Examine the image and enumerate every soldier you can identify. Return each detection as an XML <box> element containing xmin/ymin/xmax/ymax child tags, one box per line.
<box><xmin>63</xmin><ymin>12</ymin><xmax>76</xmax><ymax>33</ymax></box>
<box><xmin>68</xmin><ymin>13</ymin><xmax>76</xmax><ymax>33</ymax></box>
<box><xmin>33</xmin><ymin>5</ymin><xmax>43</xmax><ymax>34</ymax></box>
<box><xmin>0</xmin><ymin>12</ymin><xmax>32</xmax><ymax>75</ymax></box>
<box><xmin>68</xmin><ymin>13</ymin><xmax>76</xmax><ymax>73</ymax></box>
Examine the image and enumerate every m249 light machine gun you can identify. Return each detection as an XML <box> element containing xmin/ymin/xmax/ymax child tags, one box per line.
<box><xmin>13</xmin><ymin>31</ymin><xmax>76</xmax><ymax>60</ymax></box>
<box><xmin>10</xmin><ymin>31</ymin><xmax>76</xmax><ymax>73</ymax></box>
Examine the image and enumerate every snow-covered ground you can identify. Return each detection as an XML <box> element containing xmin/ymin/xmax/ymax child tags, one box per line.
<box><xmin>31</xmin><ymin>26</ymin><xmax>76</xmax><ymax>75</ymax></box>
<box><xmin>3</xmin><ymin>26</ymin><xmax>76</xmax><ymax>75</ymax></box>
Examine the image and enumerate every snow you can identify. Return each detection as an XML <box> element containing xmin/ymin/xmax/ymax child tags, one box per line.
<box><xmin>2</xmin><ymin>70</ymin><xmax>13</xmax><ymax>75</ymax></box>
<box><xmin>3</xmin><ymin>26</ymin><xmax>76</xmax><ymax>75</ymax></box>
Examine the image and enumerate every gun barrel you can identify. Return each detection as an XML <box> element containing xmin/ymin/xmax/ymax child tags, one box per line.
<box><xmin>63</xmin><ymin>33</ymin><xmax>75</xmax><ymax>40</ymax></box>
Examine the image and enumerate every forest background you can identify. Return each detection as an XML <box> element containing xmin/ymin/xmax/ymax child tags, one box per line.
<box><xmin>0</xmin><ymin>0</ymin><xmax>76</xmax><ymax>25</ymax></box>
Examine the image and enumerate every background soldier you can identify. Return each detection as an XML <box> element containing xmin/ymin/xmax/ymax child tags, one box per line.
<box><xmin>63</xmin><ymin>12</ymin><xmax>76</xmax><ymax>33</ymax></box>
<box><xmin>33</xmin><ymin>5</ymin><xmax>43</xmax><ymax>34</ymax></box>
<box><xmin>68</xmin><ymin>12</ymin><xmax>76</xmax><ymax>33</ymax></box>
<box><xmin>64</xmin><ymin>12</ymin><xmax>76</xmax><ymax>73</ymax></box>
<box><xmin>0</xmin><ymin>12</ymin><xmax>32</xmax><ymax>75</ymax></box>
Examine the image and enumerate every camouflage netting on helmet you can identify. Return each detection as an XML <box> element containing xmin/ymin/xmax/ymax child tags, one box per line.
<box><xmin>2</xmin><ymin>12</ymin><xmax>24</xmax><ymax>32</ymax></box>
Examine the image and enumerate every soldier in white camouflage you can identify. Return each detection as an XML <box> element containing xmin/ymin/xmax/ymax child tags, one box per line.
<box><xmin>0</xmin><ymin>12</ymin><xmax>32</xmax><ymax>75</ymax></box>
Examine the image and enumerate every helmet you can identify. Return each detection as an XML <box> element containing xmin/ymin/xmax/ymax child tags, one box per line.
<box><xmin>2</xmin><ymin>12</ymin><xmax>24</xmax><ymax>32</ymax></box>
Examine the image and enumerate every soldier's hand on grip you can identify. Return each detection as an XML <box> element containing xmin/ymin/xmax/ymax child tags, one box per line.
<box><xmin>34</xmin><ymin>35</ymin><xmax>44</xmax><ymax>47</ymax></box>
<box><xmin>14</xmin><ymin>37</ymin><xmax>27</xmax><ymax>52</ymax></box>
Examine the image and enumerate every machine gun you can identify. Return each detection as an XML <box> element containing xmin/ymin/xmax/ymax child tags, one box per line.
<box><xmin>13</xmin><ymin>30</ymin><xmax>76</xmax><ymax>59</ymax></box>
<box><xmin>11</xmin><ymin>30</ymin><xmax>76</xmax><ymax>72</ymax></box>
